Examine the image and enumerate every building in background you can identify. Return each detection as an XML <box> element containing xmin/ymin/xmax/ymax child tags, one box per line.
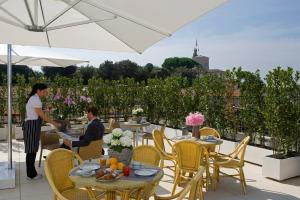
<box><xmin>192</xmin><ymin>40</ymin><xmax>209</xmax><ymax>70</ymax></box>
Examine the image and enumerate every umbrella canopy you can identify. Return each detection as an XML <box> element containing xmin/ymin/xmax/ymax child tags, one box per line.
<box><xmin>0</xmin><ymin>0</ymin><xmax>227</xmax><ymax>53</ymax></box>
<box><xmin>0</xmin><ymin>54</ymin><xmax>88</xmax><ymax>67</ymax></box>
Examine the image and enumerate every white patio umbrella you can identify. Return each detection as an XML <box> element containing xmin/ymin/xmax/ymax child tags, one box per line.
<box><xmin>0</xmin><ymin>0</ymin><xmax>227</xmax><ymax>170</ymax></box>
<box><xmin>0</xmin><ymin>54</ymin><xmax>88</xmax><ymax>67</ymax></box>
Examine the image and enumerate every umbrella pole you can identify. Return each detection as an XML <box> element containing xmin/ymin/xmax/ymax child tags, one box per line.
<box><xmin>7</xmin><ymin>44</ymin><xmax>12</xmax><ymax>169</ymax></box>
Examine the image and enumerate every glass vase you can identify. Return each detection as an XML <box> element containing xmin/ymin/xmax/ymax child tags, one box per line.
<box><xmin>192</xmin><ymin>126</ymin><xmax>200</xmax><ymax>139</ymax></box>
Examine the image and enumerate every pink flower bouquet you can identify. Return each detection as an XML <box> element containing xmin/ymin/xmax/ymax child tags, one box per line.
<box><xmin>185</xmin><ymin>112</ymin><xmax>205</xmax><ymax>126</ymax></box>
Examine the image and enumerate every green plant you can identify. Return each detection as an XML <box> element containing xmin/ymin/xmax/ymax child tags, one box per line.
<box><xmin>233</xmin><ymin>67</ymin><xmax>266</xmax><ymax>145</ymax></box>
<box><xmin>264</xmin><ymin>67</ymin><xmax>300</xmax><ymax>158</ymax></box>
<box><xmin>15</xmin><ymin>74</ymin><xmax>27</xmax><ymax>125</ymax></box>
<box><xmin>0</xmin><ymin>74</ymin><xmax>6</xmax><ymax>128</ymax></box>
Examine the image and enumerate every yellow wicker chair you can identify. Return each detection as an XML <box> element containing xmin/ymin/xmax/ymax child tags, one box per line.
<box><xmin>199</xmin><ymin>127</ymin><xmax>221</xmax><ymax>153</ymax></box>
<box><xmin>171</xmin><ymin>140</ymin><xmax>208</xmax><ymax>196</ymax></box>
<box><xmin>78</xmin><ymin>140</ymin><xmax>103</xmax><ymax>161</ymax></box>
<box><xmin>132</xmin><ymin>145</ymin><xmax>161</xmax><ymax>167</ymax></box>
<box><xmin>154</xmin><ymin>167</ymin><xmax>205</xmax><ymax>200</ymax></box>
<box><xmin>152</xmin><ymin>129</ymin><xmax>177</xmax><ymax>171</ymax></box>
<box><xmin>105</xmin><ymin>118</ymin><xmax>120</xmax><ymax>134</ymax></box>
<box><xmin>39</xmin><ymin>131</ymin><xmax>61</xmax><ymax>167</ymax></box>
<box><xmin>213</xmin><ymin>136</ymin><xmax>250</xmax><ymax>195</ymax></box>
<box><xmin>44</xmin><ymin>148</ymin><xmax>104</xmax><ymax>200</ymax></box>
<box><xmin>129</xmin><ymin>145</ymin><xmax>162</xmax><ymax>200</ymax></box>
<box><xmin>142</xmin><ymin>125</ymin><xmax>165</xmax><ymax>145</ymax></box>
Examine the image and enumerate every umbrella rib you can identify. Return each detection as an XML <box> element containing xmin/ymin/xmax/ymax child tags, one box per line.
<box><xmin>57</xmin><ymin>1</ymin><xmax>142</xmax><ymax>53</ymax></box>
<box><xmin>0</xmin><ymin>15</ymin><xmax>25</xmax><ymax>29</ymax></box>
<box><xmin>45</xmin><ymin>17</ymin><xmax>116</xmax><ymax>32</ymax></box>
<box><xmin>24</xmin><ymin>0</ymin><xmax>35</xmax><ymax>26</ymax></box>
<box><xmin>93</xmin><ymin>23</ymin><xmax>142</xmax><ymax>54</ymax></box>
<box><xmin>42</xmin><ymin>0</ymin><xmax>83</xmax><ymax>29</ymax></box>
<box><xmin>12</xmin><ymin>57</ymin><xmax>29</xmax><ymax>65</ymax></box>
<box><xmin>39</xmin><ymin>0</ymin><xmax>51</xmax><ymax>47</ymax></box>
<box><xmin>0</xmin><ymin>0</ymin><xmax>8</xmax><ymax>6</ymax></box>
<box><xmin>44</xmin><ymin>58</ymin><xmax>66</xmax><ymax>67</ymax></box>
<box><xmin>0</xmin><ymin>7</ymin><xmax>27</xmax><ymax>26</ymax></box>
<box><xmin>83</xmin><ymin>1</ymin><xmax>171</xmax><ymax>37</ymax></box>
<box><xmin>34</xmin><ymin>0</ymin><xmax>38</xmax><ymax>25</ymax></box>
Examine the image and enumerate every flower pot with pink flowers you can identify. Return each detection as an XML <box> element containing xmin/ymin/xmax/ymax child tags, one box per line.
<box><xmin>185</xmin><ymin>112</ymin><xmax>205</xmax><ymax>139</ymax></box>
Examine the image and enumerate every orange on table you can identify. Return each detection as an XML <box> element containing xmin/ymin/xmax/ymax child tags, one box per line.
<box><xmin>109</xmin><ymin>157</ymin><xmax>118</xmax><ymax>165</ymax></box>
<box><xmin>117</xmin><ymin>162</ymin><xmax>125</xmax><ymax>170</ymax></box>
<box><xmin>110</xmin><ymin>164</ymin><xmax>117</xmax><ymax>170</ymax></box>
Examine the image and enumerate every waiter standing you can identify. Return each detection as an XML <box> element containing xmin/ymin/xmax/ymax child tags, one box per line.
<box><xmin>23</xmin><ymin>83</ymin><xmax>59</xmax><ymax>180</ymax></box>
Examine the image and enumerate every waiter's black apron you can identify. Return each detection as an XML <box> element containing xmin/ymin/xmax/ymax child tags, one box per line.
<box><xmin>23</xmin><ymin>117</ymin><xmax>42</xmax><ymax>153</ymax></box>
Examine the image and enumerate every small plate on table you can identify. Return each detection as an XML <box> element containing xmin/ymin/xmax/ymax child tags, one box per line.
<box><xmin>134</xmin><ymin>169</ymin><xmax>158</xmax><ymax>176</ymax></box>
<box><xmin>79</xmin><ymin>163</ymin><xmax>100</xmax><ymax>171</ymax></box>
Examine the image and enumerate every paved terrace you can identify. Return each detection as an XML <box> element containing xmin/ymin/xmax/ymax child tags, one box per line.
<box><xmin>0</xmin><ymin>138</ymin><xmax>299</xmax><ymax>200</ymax></box>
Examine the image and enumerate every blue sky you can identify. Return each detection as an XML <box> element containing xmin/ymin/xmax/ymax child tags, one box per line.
<box><xmin>1</xmin><ymin>0</ymin><xmax>300</xmax><ymax>77</ymax></box>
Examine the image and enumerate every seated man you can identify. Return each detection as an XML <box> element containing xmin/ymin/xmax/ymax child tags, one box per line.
<box><xmin>63</xmin><ymin>106</ymin><xmax>104</xmax><ymax>149</ymax></box>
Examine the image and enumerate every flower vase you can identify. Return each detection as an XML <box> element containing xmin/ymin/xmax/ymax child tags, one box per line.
<box><xmin>192</xmin><ymin>126</ymin><xmax>200</xmax><ymax>139</ymax></box>
<box><xmin>133</xmin><ymin>116</ymin><xmax>142</xmax><ymax>123</ymax></box>
<box><xmin>108</xmin><ymin>148</ymin><xmax>133</xmax><ymax>166</ymax></box>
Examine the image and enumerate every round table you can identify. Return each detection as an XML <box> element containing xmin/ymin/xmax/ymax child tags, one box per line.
<box><xmin>123</xmin><ymin>122</ymin><xmax>150</xmax><ymax>147</ymax></box>
<box><xmin>69</xmin><ymin>165</ymin><xmax>164</xmax><ymax>200</ymax></box>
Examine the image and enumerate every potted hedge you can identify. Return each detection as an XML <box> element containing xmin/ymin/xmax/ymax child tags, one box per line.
<box><xmin>0</xmin><ymin>77</ymin><xmax>7</xmax><ymax>141</ymax></box>
<box><xmin>14</xmin><ymin>74</ymin><xmax>27</xmax><ymax>140</ymax></box>
<box><xmin>262</xmin><ymin>67</ymin><xmax>300</xmax><ymax>181</ymax></box>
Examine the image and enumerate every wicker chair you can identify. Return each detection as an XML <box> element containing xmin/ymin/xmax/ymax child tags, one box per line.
<box><xmin>213</xmin><ymin>136</ymin><xmax>250</xmax><ymax>195</ymax></box>
<box><xmin>130</xmin><ymin>145</ymin><xmax>162</xmax><ymax>200</ymax></box>
<box><xmin>132</xmin><ymin>145</ymin><xmax>161</xmax><ymax>167</ymax></box>
<box><xmin>199</xmin><ymin>127</ymin><xmax>221</xmax><ymax>154</ymax></box>
<box><xmin>78</xmin><ymin>140</ymin><xmax>103</xmax><ymax>161</ymax></box>
<box><xmin>142</xmin><ymin>125</ymin><xmax>165</xmax><ymax>145</ymax></box>
<box><xmin>39</xmin><ymin>131</ymin><xmax>61</xmax><ymax>167</ymax></box>
<box><xmin>154</xmin><ymin>167</ymin><xmax>205</xmax><ymax>200</ymax></box>
<box><xmin>105</xmin><ymin>118</ymin><xmax>120</xmax><ymax>134</ymax></box>
<box><xmin>152</xmin><ymin>129</ymin><xmax>177</xmax><ymax>171</ymax></box>
<box><xmin>171</xmin><ymin>140</ymin><xmax>208</xmax><ymax>197</ymax></box>
<box><xmin>44</xmin><ymin>148</ymin><xmax>104</xmax><ymax>200</ymax></box>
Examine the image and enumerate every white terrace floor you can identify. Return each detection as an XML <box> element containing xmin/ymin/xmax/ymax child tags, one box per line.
<box><xmin>0</xmin><ymin>138</ymin><xmax>300</xmax><ymax>200</ymax></box>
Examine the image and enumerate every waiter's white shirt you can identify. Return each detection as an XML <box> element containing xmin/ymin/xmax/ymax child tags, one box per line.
<box><xmin>25</xmin><ymin>94</ymin><xmax>42</xmax><ymax>121</ymax></box>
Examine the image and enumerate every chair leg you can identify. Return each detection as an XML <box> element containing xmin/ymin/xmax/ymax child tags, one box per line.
<box><xmin>198</xmin><ymin>178</ymin><xmax>204</xmax><ymax>200</ymax></box>
<box><xmin>142</xmin><ymin>138</ymin><xmax>144</xmax><ymax>145</ymax></box>
<box><xmin>146</xmin><ymin>139</ymin><xmax>148</xmax><ymax>145</ymax></box>
<box><xmin>240</xmin><ymin>168</ymin><xmax>247</xmax><ymax>195</ymax></box>
<box><xmin>38</xmin><ymin>148</ymin><xmax>43</xmax><ymax>167</ymax></box>
<box><xmin>205</xmin><ymin>162</ymin><xmax>211</xmax><ymax>190</ymax></box>
<box><xmin>172</xmin><ymin>170</ymin><xmax>180</xmax><ymax>195</ymax></box>
<box><xmin>212</xmin><ymin>165</ymin><xmax>219</xmax><ymax>190</ymax></box>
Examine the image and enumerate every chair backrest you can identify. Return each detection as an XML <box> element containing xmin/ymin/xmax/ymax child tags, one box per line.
<box><xmin>44</xmin><ymin>149</ymin><xmax>82</xmax><ymax>195</ymax></box>
<box><xmin>153</xmin><ymin>129</ymin><xmax>166</xmax><ymax>152</ymax></box>
<box><xmin>230</xmin><ymin>136</ymin><xmax>250</xmax><ymax>165</ymax></box>
<box><xmin>78</xmin><ymin>140</ymin><xmax>103</xmax><ymax>160</ymax></box>
<box><xmin>40</xmin><ymin>131</ymin><xmax>60</xmax><ymax>147</ymax></box>
<box><xmin>173</xmin><ymin>140</ymin><xmax>205</xmax><ymax>172</ymax></box>
<box><xmin>199</xmin><ymin>127</ymin><xmax>221</xmax><ymax>138</ymax></box>
<box><xmin>132</xmin><ymin>145</ymin><xmax>161</xmax><ymax>167</ymax></box>
<box><xmin>199</xmin><ymin>127</ymin><xmax>221</xmax><ymax>152</ymax></box>
<box><xmin>177</xmin><ymin>167</ymin><xmax>205</xmax><ymax>200</ymax></box>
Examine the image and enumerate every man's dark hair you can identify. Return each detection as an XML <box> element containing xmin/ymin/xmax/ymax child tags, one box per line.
<box><xmin>87</xmin><ymin>106</ymin><xmax>98</xmax><ymax>116</ymax></box>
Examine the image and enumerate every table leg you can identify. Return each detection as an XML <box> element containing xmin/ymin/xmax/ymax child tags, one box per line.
<box><xmin>105</xmin><ymin>191</ymin><xmax>116</xmax><ymax>200</ymax></box>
